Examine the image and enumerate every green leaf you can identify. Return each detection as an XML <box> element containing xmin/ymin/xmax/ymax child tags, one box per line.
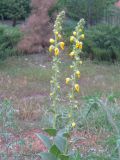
<box><xmin>59</xmin><ymin>154</ymin><xmax>69</xmax><ymax>160</ymax></box>
<box><xmin>50</xmin><ymin>144</ymin><xmax>61</xmax><ymax>157</ymax></box>
<box><xmin>55</xmin><ymin>135</ymin><xmax>67</xmax><ymax>153</ymax></box>
<box><xmin>36</xmin><ymin>133</ymin><xmax>52</xmax><ymax>149</ymax></box>
<box><xmin>57</xmin><ymin>128</ymin><xmax>70</xmax><ymax>138</ymax></box>
<box><xmin>44</xmin><ymin>128</ymin><xmax>57</xmax><ymax>136</ymax></box>
<box><xmin>63</xmin><ymin>132</ymin><xmax>70</xmax><ymax>138</ymax></box>
<box><xmin>39</xmin><ymin>152</ymin><xmax>57</xmax><ymax>160</ymax></box>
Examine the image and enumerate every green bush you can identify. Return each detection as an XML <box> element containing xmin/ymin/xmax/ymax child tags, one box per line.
<box><xmin>84</xmin><ymin>25</ymin><xmax>120</xmax><ymax>62</ymax></box>
<box><xmin>0</xmin><ymin>0</ymin><xmax>31</xmax><ymax>26</ymax></box>
<box><xmin>0</xmin><ymin>25</ymin><xmax>22</xmax><ymax>60</ymax></box>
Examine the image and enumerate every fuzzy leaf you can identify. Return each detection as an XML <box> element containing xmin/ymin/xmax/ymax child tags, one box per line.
<box><xmin>39</xmin><ymin>152</ymin><xmax>57</xmax><ymax>160</ymax></box>
<box><xmin>55</xmin><ymin>135</ymin><xmax>67</xmax><ymax>152</ymax></box>
<box><xmin>50</xmin><ymin>144</ymin><xmax>61</xmax><ymax>157</ymax></box>
<box><xmin>59</xmin><ymin>154</ymin><xmax>69</xmax><ymax>160</ymax></box>
<box><xmin>44</xmin><ymin>128</ymin><xmax>57</xmax><ymax>136</ymax></box>
<box><xmin>36</xmin><ymin>133</ymin><xmax>52</xmax><ymax>149</ymax></box>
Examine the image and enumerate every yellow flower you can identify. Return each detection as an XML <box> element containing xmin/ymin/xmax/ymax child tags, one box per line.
<box><xmin>76</xmin><ymin>71</ymin><xmax>81</xmax><ymax>78</ymax></box>
<box><xmin>72</xmin><ymin>122</ymin><xmax>76</xmax><ymax>128</ymax></box>
<box><xmin>75</xmin><ymin>84</ymin><xmax>80</xmax><ymax>92</ymax></box>
<box><xmin>55</xmin><ymin>31</ymin><xmax>59</xmax><ymax>36</ymax></box>
<box><xmin>54</xmin><ymin>48</ymin><xmax>60</xmax><ymax>56</ymax></box>
<box><xmin>66</xmin><ymin>78</ymin><xmax>71</xmax><ymax>84</ymax></box>
<box><xmin>49</xmin><ymin>38</ymin><xmax>55</xmax><ymax>44</ymax></box>
<box><xmin>70</xmin><ymin>36</ymin><xmax>75</xmax><ymax>43</ymax></box>
<box><xmin>50</xmin><ymin>93</ymin><xmax>53</xmax><ymax>96</ymax></box>
<box><xmin>80</xmin><ymin>34</ymin><xmax>85</xmax><ymax>40</ymax></box>
<box><xmin>79</xmin><ymin>29</ymin><xmax>82</xmax><ymax>32</ymax></box>
<box><xmin>57</xmin><ymin>85</ymin><xmax>60</xmax><ymax>89</ymax></box>
<box><xmin>80</xmin><ymin>61</ymin><xmax>83</xmax><ymax>64</ymax></box>
<box><xmin>69</xmin><ymin>95</ymin><xmax>73</xmax><ymax>99</ymax></box>
<box><xmin>73</xmin><ymin>31</ymin><xmax>77</xmax><ymax>36</ymax></box>
<box><xmin>60</xmin><ymin>42</ymin><xmax>65</xmax><ymax>50</ymax></box>
<box><xmin>49</xmin><ymin>45</ymin><xmax>54</xmax><ymax>53</ymax></box>
<box><xmin>76</xmin><ymin>41</ymin><xmax>83</xmax><ymax>49</ymax></box>
<box><xmin>69</xmin><ymin>52</ymin><xmax>75</xmax><ymax>57</ymax></box>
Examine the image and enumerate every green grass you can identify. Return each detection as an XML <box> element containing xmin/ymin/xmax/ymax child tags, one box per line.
<box><xmin>0</xmin><ymin>55</ymin><xmax>120</xmax><ymax>107</ymax></box>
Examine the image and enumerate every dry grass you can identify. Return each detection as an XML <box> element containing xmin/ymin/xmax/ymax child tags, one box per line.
<box><xmin>0</xmin><ymin>54</ymin><xmax>120</xmax><ymax>124</ymax></box>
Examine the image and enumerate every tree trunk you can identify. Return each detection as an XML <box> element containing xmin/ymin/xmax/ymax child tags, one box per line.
<box><xmin>1</xmin><ymin>15</ymin><xmax>4</xmax><ymax>23</ymax></box>
<box><xmin>12</xmin><ymin>19</ymin><xmax>17</xmax><ymax>27</ymax></box>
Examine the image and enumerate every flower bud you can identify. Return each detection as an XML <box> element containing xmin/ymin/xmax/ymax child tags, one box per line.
<box><xmin>49</xmin><ymin>45</ymin><xmax>54</xmax><ymax>52</ymax></box>
<box><xmin>73</xmin><ymin>31</ymin><xmax>77</xmax><ymax>36</ymax></box>
<box><xmin>49</xmin><ymin>38</ymin><xmax>55</xmax><ymax>44</ymax></box>
<box><xmin>72</xmin><ymin>122</ymin><xmax>76</xmax><ymax>128</ymax></box>
<box><xmin>66</xmin><ymin>78</ymin><xmax>71</xmax><ymax>84</ymax></box>
<box><xmin>69</xmin><ymin>52</ymin><xmax>75</xmax><ymax>57</ymax></box>
<box><xmin>55</xmin><ymin>31</ymin><xmax>59</xmax><ymax>35</ymax></box>
<box><xmin>80</xmin><ymin>34</ymin><xmax>85</xmax><ymax>40</ymax></box>
<box><xmin>70</xmin><ymin>36</ymin><xmax>75</xmax><ymax>43</ymax></box>
<box><xmin>76</xmin><ymin>71</ymin><xmax>80</xmax><ymax>78</ymax></box>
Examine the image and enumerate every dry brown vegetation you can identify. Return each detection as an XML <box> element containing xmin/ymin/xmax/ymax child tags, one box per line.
<box><xmin>18</xmin><ymin>0</ymin><xmax>55</xmax><ymax>54</ymax></box>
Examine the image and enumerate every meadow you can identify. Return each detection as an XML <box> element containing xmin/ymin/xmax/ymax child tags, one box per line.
<box><xmin>0</xmin><ymin>53</ymin><xmax>120</xmax><ymax>159</ymax></box>
<box><xmin>0</xmin><ymin>0</ymin><xmax>120</xmax><ymax>159</ymax></box>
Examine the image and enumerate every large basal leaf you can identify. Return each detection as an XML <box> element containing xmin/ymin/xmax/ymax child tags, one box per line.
<box><xmin>44</xmin><ymin>128</ymin><xmax>57</xmax><ymax>136</ymax></box>
<box><xmin>39</xmin><ymin>152</ymin><xmax>57</xmax><ymax>160</ymax></box>
<box><xmin>59</xmin><ymin>154</ymin><xmax>69</xmax><ymax>160</ymax></box>
<box><xmin>36</xmin><ymin>133</ymin><xmax>52</xmax><ymax>149</ymax></box>
<box><xmin>50</xmin><ymin>144</ymin><xmax>61</xmax><ymax>157</ymax></box>
<box><xmin>54</xmin><ymin>135</ymin><xmax>67</xmax><ymax>153</ymax></box>
<box><xmin>57</xmin><ymin>128</ymin><xmax>70</xmax><ymax>138</ymax></box>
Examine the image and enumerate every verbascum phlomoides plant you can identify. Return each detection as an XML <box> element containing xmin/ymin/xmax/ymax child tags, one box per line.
<box><xmin>66</xmin><ymin>19</ymin><xmax>85</xmax><ymax>129</ymax></box>
<box><xmin>49</xmin><ymin>11</ymin><xmax>65</xmax><ymax>129</ymax></box>
<box><xmin>36</xmin><ymin>12</ymin><xmax>86</xmax><ymax>160</ymax></box>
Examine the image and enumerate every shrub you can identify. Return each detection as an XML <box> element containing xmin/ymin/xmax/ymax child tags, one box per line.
<box><xmin>0</xmin><ymin>25</ymin><xmax>22</xmax><ymax>60</ymax></box>
<box><xmin>0</xmin><ymin>0</ymin><xmax>31</xmax><ymax>26</ymax></box>
<box><xmin>84</xmin><ymin>24</ymin><xmax>120</xmax><ymax>62</ymax></box>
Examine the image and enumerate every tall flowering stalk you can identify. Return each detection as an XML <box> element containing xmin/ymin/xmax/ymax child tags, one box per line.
<box><xmin>49</xmin><ymin>11</ymin><xmax>65</xmax><ymax>129</ymax></box>
<box><xmin>66</xmin><ymin>19</ymin><xmax>85</xmax><ymax>128</ymax></box>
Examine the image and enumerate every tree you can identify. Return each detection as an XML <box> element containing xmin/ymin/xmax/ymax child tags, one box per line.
<box><xmin>50</xmin><ymin>0</ymin><xmax>118</xmax><ymax>25</ymax></box>
<box><xmin>0</xmin><ymin>0</ymin><xmax>31</xmax><ymax>26</ymax></box>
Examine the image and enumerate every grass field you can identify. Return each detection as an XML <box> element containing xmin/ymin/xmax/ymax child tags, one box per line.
<box><xmin>0</xmin><ymin>54</ymin><xmax>120</xmax><ymax>159</ymax></box>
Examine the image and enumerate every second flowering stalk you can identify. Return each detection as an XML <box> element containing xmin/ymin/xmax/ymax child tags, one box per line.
<box><xmin>66</xmin><ymin>19</ymin><xmax>85</xmax><ymax>129</ymax></box>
